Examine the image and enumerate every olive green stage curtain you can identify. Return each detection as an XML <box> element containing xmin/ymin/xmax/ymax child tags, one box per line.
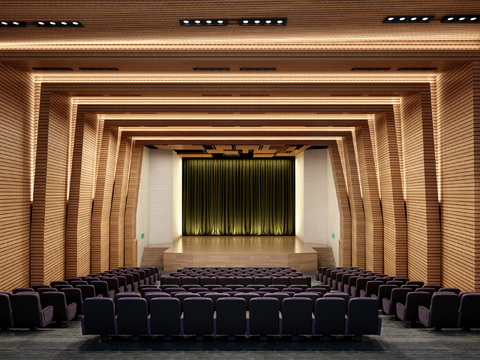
<box><xmin>182</xmin><ymin>158</ymin><xmax>295</xmax><ymax>236</ymax></box>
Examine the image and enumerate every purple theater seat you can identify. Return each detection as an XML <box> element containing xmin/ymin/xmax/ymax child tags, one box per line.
<box><xmin>161</xmin><ymin>276</ymin><xmax>181</xmax><ymax>286</ymax></box>
<box><xmin>439</xmin><ymin>287</ymin><xmax>461</xmax><ymax>295</ymax></box>
<box><xmin>254</xmin><ymin>277</ymin><xmax>272</xmax><ymax>287</ymax></box>
<box><xmin>116</xmin><ymin>297</ymin><xmax>149</xmax><ymax>340</ymax></box>
<box><xmin>199</xmin><ymin>277</ymin><xmax>217</xmax><ymax>287</ymax></box>
<box><xmin>82</xmin><ymin>298</ymin><xmax>117</xmax><ymax>342</ymax></box>
<box><xmin>150</xmin><ymin>298</ymin><xmax>181</xmax><ymax>340</ymax></box>
<box><xmin>406</xmin><ymin>280</ymin><xmax>424</xmax><ymax>287</ymax></box>
<box><xmin>50</xmin><ymin>281</ymin><xmax>68</xmax><ymax>287</ymax></box>
<box><xmin>418</xmin><ymin>292</ymin><xmax>460</xmax><ymax>330</ymax></box>
<box><xmin>183</xmin><ymin>298</ymin><xmax>214</xmax><ymax>339</ymax></box>
<box><xmin>360</xmin><ymin>281</ymin><xmax>384</xmax><ymax>298</ymax></box>
<box><xmin>204</xmin><ymin>293</ymin><xmax>230</xmax><ymax>309</ymax></box>
<box><xmin>40</xmin><ymin>291</ymin><xmax>77</xmax><ymax>325</ymax></box>
<box><xmin>91</xmin><ymin>281</ymin><xmax>115</xmax><ymax>299</ymax></box>
<box><xmin>0</xmin><ymin>293</ymin><xmax>14</xmax><ymax>329</ymax></box>
<box><xmin>32</xmin><ymin>285</ymin><xmax>51</xmax><ymax>291</ymax></box>
<box><xmin>294</xmin><ymin>292</ymin><xmax>320</xmax><ymax>311</ymax></box>
<box><xmin>236</xmin><ymin>277</ymin><xmax>254</xmax><ymax>287</ymax></box>
<box><xmin>76</xmin><ymin>284</ymin><xmax>103</xmax><ymax>301</ymax></box>
<box><xmin>37</xmin><ymin>288</ymin><xmax>58</xmax><ymax>295</ymax></box>
<box><xmin>346</xmin><ymin>298</ymin><xmax>381</xmax><ymax>341</ymax></box>
<box><xmin>396</xmin><ymin>291</ymin><xmax>431</xmax><ymax>324</ymax></box>
<box><xmin>174</xmin><ymin>292</ymin><xmax>200</xmax><ymax>311</ymax></box>
<box><xmin>382</xmin><ymin>288</ymin><xmax>410</xmax><ymax>315</ymax></box>
<box><xmin>282</xmin><ymin>297</ymin><xmax>313</xmax><ymax>338</ymax></box>
<box><xmin>249</xmin><ymin>297</ymin><xmax>280</xmax><ymax>339</ymax></box>
<box><xmin>12</xmin><ymin>288</ymin><xmax>34</xmax><ymax>294</ymax></box>
<box><xmin>372</xmin><ymin>284</ymin><xmax>397</xmax><ymax>309</ymax></box>
<box><xmin>457</xmin><ymin>293</ymin><xmax>480</xmax><ymax>330</ymax></box>
<box><xmin>422</xmin><ymin>284</ymin><xmax>441</xmax><ymax>291</ymax></box>
<box><xmin>315</xmin><ymin>297</ymin><xmax>346</xmax><ymax>338</ymax></box>
<box><xmin>234</xmin><ymin>293</ymin><xmax>261</xmax><ymax>310</ymax></box>
<box><xmin>290</xmin><ymin>277</ymin><xmax>312</xmax><ymax>288</ymax></box>
<box><xmin>215</xmin><ymin>298</ymin><xmax>246</xmax><ymax>340</ymax></box>
<box><xmin>62</xmin><ymin>288</ymin><xmax>84</xmax><ymax>316</ymax></box>
<box><xmin>114</xmin><ymin>292</ymin><xmax>141</xmax><ymax>303</ymax></box>
<box><xmin>11</xmin><ymin>293</ymin><xmax>54</xmax><ymax>329</ymax></box>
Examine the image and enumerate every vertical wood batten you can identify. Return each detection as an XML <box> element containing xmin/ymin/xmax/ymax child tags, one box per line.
<box><xmin>355</xmin><ymin>125</ymin><xmax>383</xmax><ymax>272</ymax></box>
<box><xmin>0</xmin><ymin>63</ymin><xmax>35</xmax><ymax>291</ymax></box>
<box><xmin>328</xmin><ymin>142</ymin><xmax>351</xmax><ymax>267</ymax></box>
<box><xmin>342</xmin><ymin>133</ymin><xmax>365</xmax><ymax>268</ymax></box>
<box><xmin>375</xmin><ymin>112</ymin><xmax>407</xmax><ymax>277</ymax></box>
<box><xmin>66</xmin><ymin>112</ymin><xmax>98</xmax><ymax>278</ymax></box>
<box><xmin>401</xmin><ymin>91</ymin><xmax>441</xmax><ymax>285</ymax></box>
<box><xmin>31</xmin><ymin>91</ymin><xmax>71</xmax><ymax>284</ymax></box>
<box><xmin>91</xmin><ymin>126</ymin><xmax>118</xmax><ymax>273</ymax></box>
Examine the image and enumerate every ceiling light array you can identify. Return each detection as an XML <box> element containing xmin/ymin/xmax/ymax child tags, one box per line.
<box><xmin>0</xmin><ymin>21</ymin><xmax>26</xmax><ymax>27</ymax></box>
<box><xmin>441</xmin><ymin>15</ymin><xmax>480</xmax><ymax>23</ymax></box>
<box><xmin>384</xmin><ymin>15</ymin><xmax>480</xmax><ymax>23</ymax></box>
<box><xmin>1</xmin><ymin>21</ymin><xmax>83</xmax><ymax>27</ymax></box>
<box><xmin>383</xmin><ymin>16</ymin><xmax>433</xmax><ymax>23</ymax></box>
<box><xmin>180</xmin><ymin>18</ymin><xmax>286</xmax><ymax>26</ymax></box>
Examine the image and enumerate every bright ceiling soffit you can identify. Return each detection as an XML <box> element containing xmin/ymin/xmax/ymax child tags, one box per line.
<box><xmin>100</xmin><ymin>113</ymin><xmax>374</xmax><ymax>120</ymax></box>
<box><xmin>72</xmin><ymin>97</ymin><xmax>401</xmax><ymax>106</ymax></box>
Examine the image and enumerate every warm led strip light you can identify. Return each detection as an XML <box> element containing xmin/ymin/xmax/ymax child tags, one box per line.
<box><xmin>72</xmin><ymin>97</ymin><xmax>401</xmax><ymax>105</ymax></box>
<box><xmin>100</xmin><ymin>113</ymin><xmax>374</xmax><ymax>120</ymax></box>
<box><xmin>37</xmin><ymin>74</ymin><xmax>436</xmax><ymax>83</ymax></box>
<box><xmin>132</xmin><ymin>136</ymin><xmax>344</xmax><ymax>141</ymax></box>
<box><xmin>121</xmin><ymin>127</ymin><xmax>357</xmax><ymax>133</ymax></box>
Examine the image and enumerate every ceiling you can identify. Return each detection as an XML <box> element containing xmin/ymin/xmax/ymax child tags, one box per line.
<box><xmin>1</xmin><ymin>0</ymin><xmax>478</xmax><ymax>153</ymax></box>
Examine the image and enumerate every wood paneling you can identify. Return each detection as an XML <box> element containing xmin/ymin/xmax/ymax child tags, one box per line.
<box><xmin>124</xmin><ymin>144</ymin><xmax>144</xmax><ymax>267</ymax></box>
<box><xmin>31</xmin><ymin>91</ymin><xmax>71</xmax><ymax>285</ymax></box>
<box><xmin>91</xmin><ymin>126</ymin><xmax>118</xmax><ymax>273</ymax></box>
<box><xmin>374</xmin><ymin>112</ymin><xmax>407</xmax><ymax>277</ymax></box>
<box><xmin>342</xmin><ymin>133</ymin><xmax>365</xmax><ymax>268</ymax></box>
<box><xmin>437</xmin><ymin>62</ymin><xmax>480</xmax><ymax>291</ymax></box>
<box><xmin>110</xmin><ymin>135</ymin><xmax>133</xmax><ymax>268</ymax></box>
<box><xmin>0</xmin><ymin>63</ymin><xmax>34</xmax><ymax>291</ymax></box>
<box><xmin>355</xmin><ymin>126</ymin><xmax>383</xmax><ymax>272</ymax></box>
<box><xmin>328</xmin><ymin>142</ymin><xmax>351</xmax><ymax>267</ymax></box>
<box><xmin>400</xmin><ymin>91</ymin><xmax>441</xmax><ymax>285</ymax></box>
<box><xmin>66</xmin><ymin>112</ymin><xmax>98</xmax><ymax>278</ymax></box>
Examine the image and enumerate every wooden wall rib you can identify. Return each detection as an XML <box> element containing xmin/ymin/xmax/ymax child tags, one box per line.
<box><xmin>342</xmin><ymin>133</ymin><xmax>365</xmax><ymax>268</ymax></box>
<box><xmin>110</xmin><ymin>135</ymin><xmax>133</xmax><ymax>268</ymax></box>
<box><xmin>31</xmin><ymin>91</ymin><xmax>71</xmax><ymax>284</ymax></box>
<box><xmin>0</xmin><ymin>64</ymin><xmax>34</xmax><ymax>291</ymax></box>
<box><xmin>66</xmin><ymin>112</ymin><xmax>98</xmax><ymax>278</ymax></box>
<box><xmin>437</xmin><ymin>62</ymin><xmax>480</xmax><ymax>291</ymax></box>
<box><xmin>336</xmin><ymin>139</ymin><xmax>348</xmax><ymax>194</ymax></box>
<box><xmin>124</xmin><ymin>143</ymin><xmax>144</xmax><ymax>267</ymax></box>
<box><xmin>400</xmin><ymin>91</ymin><xmax>441</xmax><ymax>285</ymax></box>
<box><xmin>355</xmin><ymin>126</ymin><xmax>383</xmax><ymax>272</ymax></box>
<box><xmin>374</xmin><ymin>112</ymin><xmax>407</xmax><ymax>277</ymax></box>
<box><xmin>91</xmin><ymin>126</ymin><xmax>118</xmax><ymax>273</ymax></box>
<box><xmin>328</xmin><ymin>143</ymin><xmax>351</xmax><ymax>267</ymax></box>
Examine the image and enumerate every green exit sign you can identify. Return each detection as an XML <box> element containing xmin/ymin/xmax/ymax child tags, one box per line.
<box><xmin>141</xmin><ymin>233</ymin><xmax>145</xmax><ymax>239</ymax></box>
<box><xmin>332</xmin><ymin>233</ymin><xmax>335</xmax><ymax>239</ymax></box>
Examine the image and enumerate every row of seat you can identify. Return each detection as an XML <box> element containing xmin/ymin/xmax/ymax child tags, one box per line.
<box><xmin>161</xmin><ymin>275</ymin><xmax>312</xmax><ymax>287</ymax></box>
<box><xmin>82</xmin><ymin>296</ymin><xmax>382</xmax><ymax>342</ymax></box>
<box><xmin>173</xmin><ymin>266</ymin><xmax>298</xmax><ymax>277</ymax></box>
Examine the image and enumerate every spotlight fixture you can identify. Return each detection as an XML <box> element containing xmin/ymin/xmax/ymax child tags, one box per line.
<box><xmin>180</xmin><ymin>19</ymin><xmax>227</xmax><ymax>26</ymax></box>
<box><xmin>441</xmin><ymin>15</ymin><xmax>480</xmax><ymax>23</ymax></box>
<box><xmin>0</xmin><ymin>21</ymin><xmax>26</xmax><ymax>27</ymax></box>
<box><xmin>32</xmin><ymin>67</ymin><xmax>73</xmax><ymax>71</ymax></box>
<box><xmin>35</xmin><ymin>21</ymin><xmax>83</xmax><ymax>27</ymax></box>
<box><xmin>239</xmin><ymin>18</ymin><xmax>287</xmax><ymax>26</ymax></box>
<box><xmin>383</xmin><ymin>16</ymin><xmax>434</xmax><ymax>23</ymax></box>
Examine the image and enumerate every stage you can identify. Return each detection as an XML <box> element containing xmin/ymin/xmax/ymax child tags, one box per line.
<box><xmin>161</xmin><ymin>236</ymin><xmax>318</xmax><ymax>272</ymax></box>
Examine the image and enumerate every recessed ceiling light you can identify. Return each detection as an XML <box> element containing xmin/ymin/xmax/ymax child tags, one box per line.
<box><xmin>239</xmin><ymin>18</ymin><xmax>287</xmax><ymax>26</ymax></box>
<box><xmin>35</xmin><ymin>21</ymin><xmax>83</xmax><ymax>27</ymax></box>
<box><xmin>0</xmin><ymin>21</ymin><xmax>26</xmax><ymax>27</ymax></box>
<box><xmin>383</xmin><ymin>16</ymin><xmax>434</xmax><ymax>23</ymax></box>
<box><xmin>180</xmin><ymin>19</ymin><xmax>227</xmax><ymax>26</ymax></box>
<box><xmin>441</xmin><ymin>15</ymin><xmax>480</xmax><ymax>23</ymax></box>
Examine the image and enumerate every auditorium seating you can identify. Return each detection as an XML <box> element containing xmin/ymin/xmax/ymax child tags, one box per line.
<box><xmin>418</xmin><ymin>293</ymin><xmax>460</xmax><ymax>330</ymax></box>
<box><xmin>11</xmin><ymin>293</ymin><xmax>54</xmax><ymax>330</ymax></box>
<box><xmin>396</xmin><ymin>291</ymin><xmax>432</xmax><ymax>325</ymax></box>
<box><xmin>40</xmin><ymin>292</ymin><xmax>77</xmax><ymax>325</ymax></box>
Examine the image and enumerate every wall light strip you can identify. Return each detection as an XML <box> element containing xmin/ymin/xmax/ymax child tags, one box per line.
<box><xmin>441</xmin><ymin>15</ymin><xmax>480</xmax><ymax>23</ymax></box>
<box><xmin>383</xmin><ymin>16</ymin><xmax>434</xmax><ymax>23</ymax></box>
<box><xmin>0</xmin><ymin>21</ymin><xmax>26</xmax><ymax>27</ymax></box>
<box><xmin>36</xmin><ymin>21</ymin><xmax>83</xmax><ymax>27</ymax></box>
<box><xmin>180</xmin><ymin>19</ymin><xmax>227</xmax><ymax>26</ymax></box>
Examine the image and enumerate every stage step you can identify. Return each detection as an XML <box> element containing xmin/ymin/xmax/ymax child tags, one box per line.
<box><xmin>308</xmin><ymin>244</ymin><xmax>336</xmax><ymax>267</ymax></box>
<box><xmin>140</xmin><ymin>244</ymin><xmax>171</xmax><ymax>268</ymax></box>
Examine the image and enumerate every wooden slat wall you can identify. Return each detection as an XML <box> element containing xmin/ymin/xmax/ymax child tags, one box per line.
<box><xmin>375</xmin><ymin>112</ymin><xmax>408</xmax><ymax>277</ymax></box>
<box><xmin>66</xmin><ymin>112</ymin><xmax>98</xmax><ymax>277</ymax></box>
<box><xmin>0</xmin><ymin>63</ymin><xmax>34</xmax><ymax>291</ymax></box>
<box><xmin>31</xmin><ymin>92</ymin><xmax>71</xmax><ymax>285</ymax></box>
<box><xmin>355</xmin><ymin>126</ymin><xmax>383</xmax><ymax>272</ymax></box>
<box><xmin>342</xmin><ymin>134</ymin><xmax>365</xmax><ymax>268</ymax></box>
<box><xmin>400</xmin><ymin>92</ymin><xmax>441</xmax><ymax>284</ymax></box>
<box><xmin>110</xmin><ymin>135</ymin><xmax>133</xmax><ymax>268</ymax></box>
<box><xmin>91</xmin><ymin>126</ymin><xmax>118</xmax><ymax>273</ymax></box>
<box><xmin>328</xmin><ymin>143</ymin><xmax>351</xmax><ymax>267</ymax></box>
<box><xmin>393</xmin><ymin>104</ymin><xmax>406</xmax><ymax>197</ymax></box>
<box><xmin>430</xmin><ymin>82</ymin><xmax>441</xmax><ymax>201</ymax></box>
<box><xmin>124</xmin><ymin>143</ymin><xmax>144</xmax><ymax>267</ymax></box>
<box><xmin>437</xmin><ymin>62</ymin><xmax>480</xmax><ymax>291</ymax></box>
<box><xmin>336</xmin><ymin>139</ymin><xmax>348</xmax><ymax>194</ymax></box>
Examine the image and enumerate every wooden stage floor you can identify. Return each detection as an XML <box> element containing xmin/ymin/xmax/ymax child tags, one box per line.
<box><xmin>163</xmin><ymin>236</ymin><xmax>317</xmax><ymax>272</ymax></box>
